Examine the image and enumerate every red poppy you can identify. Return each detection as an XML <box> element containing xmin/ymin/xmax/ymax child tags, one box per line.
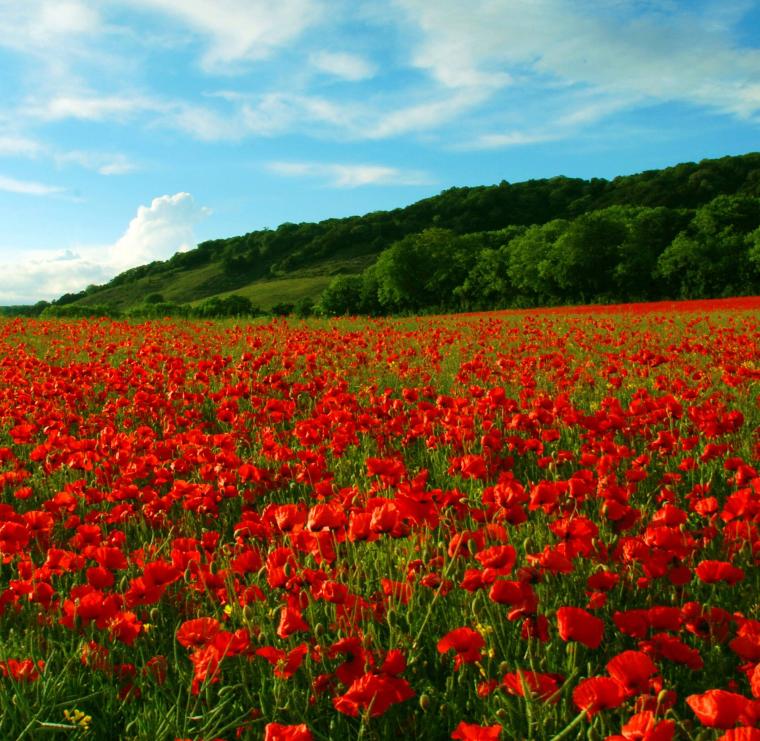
<box><xmin>332</xmin><ymin>671</ymin><xmax>415</xmax><ymax>717</ymax></box>
<box><xmin>606</xmin><ymin>651</ymin><xmax>658</xmax><ymax>695</ymax></box>
<box><xmin>176</xmin><ymin>617</ymin><xmax>221</xmax><ymax>649</ymax></box>
<box><xmin>277</xmin><ymin>602</ymin><xmax>310</xmax><ymax>639</ymax></box>
<box><xmin>502</xmin><ymin>670</ymin><xmax>563</xmax><ymax>703</ymax></box>
<box><xmin>263</xmin><ymin>722</ymin><xmax>313</xmax><ymax>741</ymax></box>
<box><xmin>556</xmin><ymin>606</ymin><xmax>604</xmax><ymax>649</ymax></box>
<box><xmin>606</xmin><ymin>710</ymin><xmax>675</xmax><ymax>740</ymax></box>
<box><xmin>0</xmin><ymin>658</ymin><xmax>44</xmax><ymax>682</ymax></box>
<box><xmin>572</xmin><ymin>677</ymin><xmax>627</xmax><ymax>716</ymax></box>
<box><xmin>450</xmin><ymin>721</ymin><xmax>502</xmax><ymax>740</ymax></box>
<box><xmin>695</xmin><ymin>560</ymin><xmax>745</xmax><ymax>585</ymax></box>
<box><xmin>717</xmin><ymin>729</ymin><xmax>760</xmax><ymax>741</ymax></box>
<box><xmin>256</xmin><ymin>644</ymin><xmax>309</xmax><ymax>679</ymax></box>
<box><xmin>686</xmin><ymin>690</ymin><xmax>752</xmax><ymax>729</ymax></box>
<box><xmin>437</xmin><ymin>627</ymin><xmax>485</xmax><ymax>670</ymax></box>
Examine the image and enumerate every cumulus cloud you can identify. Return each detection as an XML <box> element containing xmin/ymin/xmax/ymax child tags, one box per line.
<box><xmin>108</xmin><ymin>192</ymin><xmax>210</xmax><ymax>271</ymax></box>
<box><xmin>267</xmin><ymin>161</ymin><xmax>432</xmax><ymax>187</ymax></box>
<box><xmin>0</xmin><ymin>192</ymin><xmax>210</xmax><ymax>304</ymax></box>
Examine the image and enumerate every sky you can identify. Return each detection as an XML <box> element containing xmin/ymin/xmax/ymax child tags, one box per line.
<box><xmin>0</xmin><ymin>0</ymin><xmax>759</xmax><ymax>304</ymax></box>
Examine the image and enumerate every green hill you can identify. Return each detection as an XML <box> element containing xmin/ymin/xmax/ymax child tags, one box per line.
<box><xmin>14</xmin><ymin>151</ymin><xmax>760</xmax><ymax>317</ymax></box>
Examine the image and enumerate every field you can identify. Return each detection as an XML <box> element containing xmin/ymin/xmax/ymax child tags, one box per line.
<box><xmin>0</xmin><ymin>297</ymin><xmax>759</xmax><ymax>740</ymax></box>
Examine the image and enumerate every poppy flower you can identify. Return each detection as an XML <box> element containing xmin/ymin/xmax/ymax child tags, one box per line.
<box><xmin>450</xmin><ymin>721</ymin><xmax>502</xmax><ymax>740</ymax></box>
<box><xmin>437</xmin><ymin>627</ymin><xmax>485</xmax><ymax>670</ymax></box>
<box><xmin>264</xmin><ymin>722</ymin><xmax>313</xmax><ymax>741</ymax></box>
<box><xmin>695</xmin><ymin>560</ymin><xmax>745</xmax><ymax>586</ymax></box>
<box><xmin>717</xmin><ymin>729</ymin><xmax>760</xmax><ymax>741</ymax></box>
<box><xmin>332</xmin><ymin>671</ymin><xmax>415</xmax><ymax>717</ymax></box>
<box><xmin>256</xmin><ymin>644</ymin><xmax>308</xmax><ymax>679</ymax></box>
<box><xmin>277</xmin><ymin>602</ymin><xmax>310</xmax><ymax>639</ymax></box>
<box><xmin>0</xmin><ymin>658</ymin><xmax>44</xmax><ymax>682</ymax></box>
<box><xmin>502</xmin><ymin>670</ymin><xmax>563</xmax><ymax>703</ymax></box>
<box><xmin>556</xmin><ymin>606</ymin><xmax>604</xmax><ymax>649</ymax></box>
<box><xmin>606</xmin><ymin>710</ymin><xmax>675</xmax><ymax>740</ymax></box>
<box><xmin>686</xmin><ymin>690</ymin><xmax>751</xmax><ymax>729</ymax></box>
<box><xmin>572</xmin><ymin>676</ymin><xmax>627</xmax><ymax>716</ymax></box>
<box><xmin>475</xmin><ymin>544</ymin><xmax>516</xmax><ymax>572</ymax></box>
<box><xmin>176</xmin><ymin>617</ymin><xmax>221</xmax><ymax>649</ymax></box>
<box><xmin>606</xmin><ymin>651</ymin><xmax>658</xmax><ymax>695</ymax></box>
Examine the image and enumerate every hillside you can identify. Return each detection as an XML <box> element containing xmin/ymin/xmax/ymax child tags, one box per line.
<box><xmin>18</xmin><ymin>151</ymin><xmax>760</xmax><ymax>317</ymax></box>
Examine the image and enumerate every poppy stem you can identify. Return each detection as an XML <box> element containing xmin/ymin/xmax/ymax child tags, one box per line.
<box><xmin>548</xmin><ymin>708</ymin><xmax>587</xmax><ymax>741</ymax></box>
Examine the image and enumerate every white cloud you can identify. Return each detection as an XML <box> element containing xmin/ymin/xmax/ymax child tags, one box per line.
<box><xmin>108</xmin><ymin>192</ymin><xmax>211</xmax><ymax>271</ymax></box>
<box><xmin>364</xmin><ymin>89</ymin><xmax>489</xmax><ymax>139</ymax></box>
<box><xmin>0</xmin><ymin>1</ymin><xmax>101</xmax><ymax>50</ymax></box>
<box><xmin>0</xmin><ymin>174</ymin><xmax>63</xmax><ymax>196</ymax></box>
<box><xmin>32</xmin><ymin>93</ymin><xmax>159</xmax><ymax>122</ymax></box>
<box><xmin>393</xmin><ymin>0</ymin><xmax>760</xmax><ymax>127</ymax></box>
<box><xmin>0</xmin><ymin>192</ymin><xmax>210</xmax><ymax>304</ymax></box>
<box><xmin>0</xmin><ymin>136</ymin><xmax>43</xmax><ymax>158</ymax></box>
<box><xmin>55</xmin><ymin>150</ymin><xmax>137</xmax><ymax>175</ymax></box>
<box><xmin>130</xmin><ymin>0</ymin><xmax>324</xmax><ymax>70</ymax></box>
<box><xmin>310</xmin><ymin>50</ymin><xmax>376</xmax><ymax>81</ymax></box>
<box><xmin>267</xmin><ymin>161</ymin><xmax>432</xmax><ymax>187</ymax></box>
<box><xmin>470</xmin><ymin>131</ymin><xmax>559</xmax><ymax>149</ymax></box>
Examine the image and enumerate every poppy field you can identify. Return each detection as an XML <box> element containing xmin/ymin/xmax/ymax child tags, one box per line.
<box><xmin>0</xmin><ymin>297</ymin><xmax>759</xmax><ymax>741</ymax></box>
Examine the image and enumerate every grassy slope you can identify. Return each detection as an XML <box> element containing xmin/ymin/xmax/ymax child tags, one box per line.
<box><xmin>74</xmin><ymin>255</ymin><xmax>374</xmax><ymax>310</ymax></box>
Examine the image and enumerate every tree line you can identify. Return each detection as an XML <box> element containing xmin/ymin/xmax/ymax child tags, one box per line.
<box><xmin>318</xmin><ymin>194</ymin><xmax>760</xmax><ymax>315</ymax></box>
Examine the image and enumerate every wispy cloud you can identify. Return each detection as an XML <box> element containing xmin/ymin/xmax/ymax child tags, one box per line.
<box><xmin>393</xmin><ymin>0</ymin><xmax>760</xmax><ymax>128</ymax></box>
<box><xmin>30</xmin><ymin>93</ymin><xmax>160</xmax><ymax>122</ymax></box>
<box><xmin>0</xmin><ymin>135</ymin><xmax>44</xmax><ymax>158</ymax></box>
<box><xmin>0</xmin><ymin>174</ymin><xmax>63</xmax><ymax>196</ymax></box>
<box><xmin>129</xmin><ymin>0</ymin><xmax>324</xmax><ymax>70</ymax></box>
<box><xmin>55</xmin><ymin>150</ymin><xmax>138</xmax><ymax>175</ymax></box>
<box><xmin>310</xmin><ymin>50</ymin><xmax>376</xmax><ymax>81</ymax></box>
<box><xmin>267</xmin><ymin>161</ymin><xmax>433</xmax><ymax>187</ymax></box>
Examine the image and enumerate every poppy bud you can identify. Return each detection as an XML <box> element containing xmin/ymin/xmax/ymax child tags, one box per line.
<box><xmin>243</xmin><ymin>605</ymin><xmax>255</xmax><ymax>622</ymax></box>
<box><xmin>149</xmin><ymin>608</ymin><xmax>160</xmax><ymax>622</ymax></box>
<box><xmin>495</xmin><ymin>708</ymin><xmax>508</xmax><ymax>720</ymax></box>
<box><xmin>314</xmin><ymin>622</ymin><xmax>324</xmax><ymax>637</ymax></box>
<box><xmin>498</xmin><ymin>661</ymin><xmax>510</xmax><ymax>674</ymax></box>
<box><xmin>419</xmin><ymin>694</ymin><xmax>431</xmax><ymax>711</ymax></box>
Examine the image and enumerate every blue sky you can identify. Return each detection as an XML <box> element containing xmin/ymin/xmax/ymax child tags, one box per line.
<box><xmin>0</xmin><ymin>0</ymin><xmax>759</xmax><ymax>303</ymax></box>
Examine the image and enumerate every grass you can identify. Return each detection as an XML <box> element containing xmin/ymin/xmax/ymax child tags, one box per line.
<box><xmin>71</xmin><ymin>255</ymin><xmax>370</xmax><ymax>311</ymax></box>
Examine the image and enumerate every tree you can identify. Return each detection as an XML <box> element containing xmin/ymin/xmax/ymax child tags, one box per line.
<box><xmin>657</xmin><ymin>194</ymin><xmax>760</xmax><ymax>298</ymax></box>
<box><xmin>318</xmin><ymin>276</ymin><xmax>363</xmax><ymax>316</ymax></box>
<box><xmin>507</xmin><ymin>220</ymin><xmax>570</xmax><ymax>304</ymax></box>
<box><xmin>374</xmin><ymin>228</ymin><xmax>477</xmax><ymax>312</ymax></box>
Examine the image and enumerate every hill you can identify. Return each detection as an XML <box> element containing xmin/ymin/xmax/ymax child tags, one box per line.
<box><xmin>12</xmin><ymin>151</ymin><xmax>760</xmax><ymax>317</ymax></box>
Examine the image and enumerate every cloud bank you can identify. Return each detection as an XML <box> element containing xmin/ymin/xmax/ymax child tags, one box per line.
<box><xmin>0</xmin><ymin>193</ymin><xmax>209</xmax><ymax>304</ymax></box>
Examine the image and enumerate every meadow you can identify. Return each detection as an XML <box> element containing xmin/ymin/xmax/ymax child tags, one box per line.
<box><xmin>0</xmin><ymin>296</ymin><xmax>758</xmax><ymax>740</ymax></box>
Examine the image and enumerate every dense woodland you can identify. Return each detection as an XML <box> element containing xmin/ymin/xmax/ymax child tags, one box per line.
<box><xmin>5</xmin><ymin>152</ymin><xmax>760</xmax><ymax>317</ymax></box>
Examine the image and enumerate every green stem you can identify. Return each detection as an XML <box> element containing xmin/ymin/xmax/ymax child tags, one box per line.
<box><xmin>548</xmin><ymin>709</ymin><xmax>587</xmax><ymax>741</ymax></box>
